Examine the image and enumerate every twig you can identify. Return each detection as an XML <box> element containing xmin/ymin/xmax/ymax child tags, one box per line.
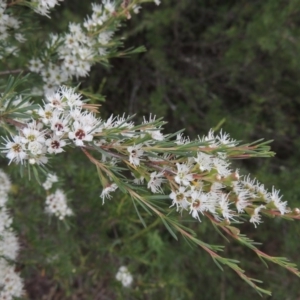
<box><xmin>0</xmin><ymin>69</ymin><xmax>24</xmax><ymax>76</ymax></box>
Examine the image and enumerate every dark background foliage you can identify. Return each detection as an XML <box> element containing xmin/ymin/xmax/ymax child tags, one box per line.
<box><xmin>2</xmin><ymin>0</ymin><xmax>300</xmax><ymax>299</ymax></box>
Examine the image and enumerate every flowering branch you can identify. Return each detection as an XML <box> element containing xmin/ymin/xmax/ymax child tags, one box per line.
<box><xmin>0</xmin><ymin>0</ymin><xmax>299</xmax><ymax>296</ymax></box>
<box><xmin>1</xmin><ymin>80</ymin><xmax>299</xmax><ymax>294</ymax></box>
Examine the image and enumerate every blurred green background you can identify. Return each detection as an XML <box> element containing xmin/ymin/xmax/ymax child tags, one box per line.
<box><xmin>2</xmin><ymin>0</ymin><xmax>300</xmax><ymax>299</ymax></box>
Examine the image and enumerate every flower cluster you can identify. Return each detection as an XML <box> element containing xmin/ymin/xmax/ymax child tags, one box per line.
<box><xmin>115</xmin><ymin>266</ymin><xmax>133</xmax><ymax>287</ymax></box>
<box><xmin>166</xmin><ymin>132</ymin><xmax>289</xmax><ymax>226</ymax></box>
<box><xmin>42</xmin><ymin>173</ymin><xmax>58</xmax><ymax>190</ymax></box>
<box><xmin>31</xmin><ymin>0</ymin><xmax>64</xmax><ymax>16</ymax></box>
<box><xmin>26</xmin><ymin>0</ymin><xmax>162</xmax><ymax>94</ymax></box>
<box><xmin>133</xmin><ymin>0</ymin><xmax>161</xmax><ymax>15</ymax></box>
<box><xmin>28</xmin><ymin>1</ymin><xmax>120</xmax><ymax>93</ymax></box>
<box><xmin>0</xmin><ymin>0</ymin><xmax>63</xmax><ymax>60</ymax></box>
<box><xmin>1</xmin><ymin>86</ymin><xmax>292</xmax><ymax>228</ymax></box>
<box><xmin>45</xmin><ymin>189</ymin><xmax>72</xmax><ymax>220</ymax></box>
<box><xmin>167</xmin><ymin>151</ymin><xmax>289</xmax><ymax>227</ymax></box>
<box><xmin>42</xmin><ymin>172</ymin><xmax>72</xmax><ymax>220</ymax></box>
<box><xmin>1</xmin><ymin>86</ymin><xmax>102</xmax><ymax>165</ymax></box>
<box><xmin>0</xmin><ymin>170</ymin><xmax>24</xmax><ymax>300</ymax></box>
<box><xmin>1</xmin><ymin>0</ymin><xmax>299</xmax><ymax>295</ymax></box>
<box><xmin>96</xmin><ymin>124</ymin><xmax>290</xmax><ymax>227</ymax></box>
<box><xmin>0</xmin><ymin>0</ymin><xmax>26</xmax><ymax>59</ymax></box>
<box><xmin>0</xmin><ymin>0</ymin><xmax>163</xmax><ymax>93</ymax></box>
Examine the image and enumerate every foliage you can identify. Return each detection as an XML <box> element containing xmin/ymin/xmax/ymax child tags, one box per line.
<box><xmin>1</xmin><ymin>0</ymin><xmax>300</xmax><ymax>299</ymax></box>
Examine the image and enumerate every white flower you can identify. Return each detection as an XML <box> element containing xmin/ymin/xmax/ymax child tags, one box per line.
<box><xmin>0</xmin><ymin>170</ymin><xmax>11</xmax><ymax>197</ymax></box>
<box><xmin>43</xmin><ymin>82</ymin><xmax>58</xmax><ymax>94</ymax></box>
<box><xmin>79</xmin><ymin>111</ymin><xmax>101</xmax><ymax>132</ymax></box>
<box><xmin>60</xmin><ymin>86</ymin><xmax>83</xmax><ymax>108</ymax></box>
<box><xmin>0</xmin><ymin>263</ymin><xmax>24</xmax><ymax>300</ymax></box>
<box><xmin>68</xmin><ymin>121</ymin><xmax>94</xmax><ymax>146</ymax></box>
<box><xmin>235</xmin><ymin>190</ymin><xmax>250</xmax><ymax>213</ymax></box>
<box><xmin>75</xmin><ymin>60</ymin><xmax>91</xmax><ymax>77</ymax></box>
<box><xmin>199</xmin><ymin>129</ymin><xmax>219</xmax><ymax>147</ymax></box>
<box><xmin>69</xmin><ymin>23</ymin><xmax>83</xmax><ymax>35</ymax></box>
<box><xmin>0</xmin><ymin>209</ymin><xmax>12</xmax><ymax>232</ymax></box>
<box><xmin>210</xmin><ymin>182</ymin><xmax>224</xmax><ymax>193</ymax></box>
<box><xmin>103</xmin><ymin>114</ymin><xmax>115</xmax><ymax>129</ymax></box>
<box><xmin>147</xmin><ymin>171</ymin><xmax>165</xmax><ymax>193</ymax></box>
<box><xmin>250</xmin><ymin>205</ymin><xmax>265</xmax><ymax>228</ymax></box>
<box><xmin>69</xmin><ymin>107</ymin><xmax>83</xmax><ymax>121</ymax></box>
<box><xmin>0</xmin><ymin>169</ymin><xmax>23</xmax><ymax>299</ymax></box>
<box><xmin>114</xmin><ymin>115</ymin><xmax>135</xmax><ymax>137</ymax></box>
<box><xmin>0</xmin><ymin>231</ymin><xmax>19</xmax><ymax>260</ymax></box>
<box><xmin>213</xmin><ymin>157</ymin><xmax>231</xmax><ymax>177</ymax></box>
<box><xmin>48</xmin><ymin>65</ymin><xmax>69</xmax><ymax>84</ymax></box>
<box><xmin>218</xmin><ymin>194</ymin><xmax>234</xmax><ymax>221</ymax></box>
<box><xmin>64</xmin><ymin>33</ymin><xmax>79</xmax><ymax>49</ymax></box>
<box><xmin>142</xmin><ymin>115</ymin><xmax>164</xmax><ymax>141</ymax></box>
<box><xmin>5</xmin><ymin>15</ymin><xmax>20</xmax><ymax>29</ymax></box>
<box><xmin>2</xmin><ymin>135</ymin><xmax>27</xmax><ymax>164</ymax></box>
<box><xmin>42</xmin><ymin>173</ymin><xmax>58</xmax><ymax>190</ymax></box>
<box><xmin>45</xmin><ymin>189</ymin><xmax>72</xmax><ymax>220</ymax></box>
<box><xmin>116</xmin><ymin>266</ymin><xmax>133</xmax><ymax>288</ymax></box>
<box><xmin>46</xmin><ymin>91</ymin><xmax>65</xmax><ymax>111</ymax></box>
<box><xmin>28</xmin><ymin>153</ymin><xmax>48</xmax><ymax>165</ymax></box>
<box><xmin>78</xmin><ymin>47</ymin><xmax>94</xmax><ymax>60</ymax></box>
<box><xmin>0</xmin><ymin>1</ymin><xmax>7</xmax><ymax>9</ymax></box>
<box><xmin>241</xmin><ymin>174</ymin><xmax>257</xmax><ymax>193</ymax></box>
<box><xmin>42</xmin><ymin>181</ymin><xmax>52</xmax><ymax>190</ymax></box>
<box><xmin>189</xmin><ymin>190</ymin><xmax>210</xmax><ymax>221</ymax></box>
<box><xmin>83</xmin><ymin>17</ymin><xmax>96</xmax><ymax>31</ymax></box>
<box><xmin>127</xmin><ymin>144</ymin><xmax>143</xmax><ymax>166</ymax></box>
<box><xmin>268</xmin><ymin>187</ymin><xmax>288</xmax><ymax>215</ymax></box>
<box><xmin>132</xmin><ymin>173</ymin><xmax>144</xmax><ymax>185</ymax></box>
<box><xmin>133</xmin><ymin>4</ymin><xmax>140</xmax><ymax>14</ymax></box>
<box><xmin>255</xmin><ymin>182</ymin><xmax>269</xmax><ymax>199</ymax></box>
<box><xmin>174</xmin><ymin>163</ymin><xmax>193</xmax><ymax>186</ymax></box>
<box><xmin>103</xmin><ymin>0</ymin><xmax>115</xmax><ymax>13</ymax></box>
<box><xmin>28</xmin><ymin>141</ymin><xmax>44</xmax><ymax>156</ymax></box>
<box><xmin>195</xmin><ymin>152</ymin><xmax>213</xmax><ymax>172</ymax></box>
<box><xmin>38</xmin><ymin>104</ymin><xmax>54</xmax><ymax>124</ymax></box>
<box><xmin>91</xmin><ymin>3</ymin><xmax>102</xmax><ymax>13</ymax></box>
<box><xmin>46</xmin><ymin>134</ymin><xmax>67</xmax><ymax>154</ymax></box>
<box><xmin>50</xmin><ymin>110</ymin><xmax>70</xmax><ymax>136</ymax></box>
<box><xmin>100</xmin><ymin>183</ymin><xmax>118</xmax><ymax>204</ymax></box>
<box><xmin>154</xmin><ymin>0</ymin><xmax>161</xmax><ymax>5</ymax></box>
<box><xmin>15</xmin><ymin>33</ymin><xmax>26</xmax><ymax>43</ymax></box>
<box><xmin>169</xmin><ymin>186</ymin><xmax>190</xmax><ymax>211</ymax></box>
<box><xmin>216</xmin><ymin>130</ymin><xmax>237</xmax><ymax>146</ymax></box>
<box><xmin>175</xmin><ymin>133</ymin><xmax>190</xmax><ymax>145</ymax></box>
<box><xmin>21</xmin><ymin>122</ymin><xmax>45</xmax><ymax>144</ymax></box>
<box><xmin>98</xmin><ymin>31</ymin><xmax>113</xmax><ymax>44</ymax></box>
<box><xmin>32</xmin><ymin>0</ymin><xmax>63</xmax><ymax>16</ymax></box>
<box><xmin>146</xmin><ymin>129</ymin><xmax>164</xmax><ymax>141</ymax></box>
